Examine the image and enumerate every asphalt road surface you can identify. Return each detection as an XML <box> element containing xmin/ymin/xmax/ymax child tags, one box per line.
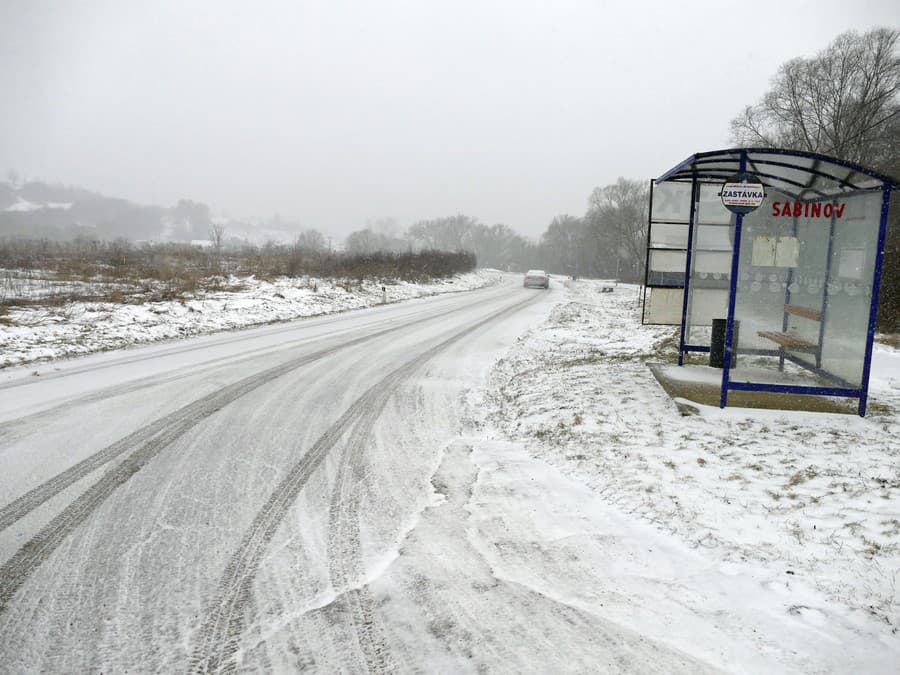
<box><xmin>0</xmin><ymin>278</ymin><xmax>711</xmax><ymax>673</ymax></box>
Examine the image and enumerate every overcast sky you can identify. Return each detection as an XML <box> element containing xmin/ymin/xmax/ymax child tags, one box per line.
<box><xmin>2</xmin><ymin>0</ymin><xmax>899</xmax><ymax>238</ymax></box>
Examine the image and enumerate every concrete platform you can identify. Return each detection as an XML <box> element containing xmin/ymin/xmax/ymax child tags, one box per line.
<box><xmin>647</xmin><ymin>362</ymin><xmax>857</xmax><ymax>415</ymax></box>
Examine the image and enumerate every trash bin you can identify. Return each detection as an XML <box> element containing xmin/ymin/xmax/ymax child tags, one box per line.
<box><xmin>710</xmin><ymin>319</ymin><xmax>739</xmax><ymax>368</ymax></box>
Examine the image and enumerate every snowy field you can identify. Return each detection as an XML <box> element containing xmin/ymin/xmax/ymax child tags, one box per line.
<box><xmin>0</xmin><ymin>270</ymin><xmax>501</xmax><ymax>368</ymax></box>
<box><xmin>472</xmin><ymin>278</ymin><xmax>900</xmax><ymax>668</ymax></box>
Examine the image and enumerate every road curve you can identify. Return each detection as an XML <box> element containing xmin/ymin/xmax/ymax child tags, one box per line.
<box><xmin>0</xmin><ymin>278</ymin><xmax>557</xmax><ymax>672</ymax></box>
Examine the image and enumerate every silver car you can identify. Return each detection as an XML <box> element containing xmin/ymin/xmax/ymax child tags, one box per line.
<box><xmin>523</xmin><ymin>270</ymin><xmax>549</xmax><ymax>289</ymax></box>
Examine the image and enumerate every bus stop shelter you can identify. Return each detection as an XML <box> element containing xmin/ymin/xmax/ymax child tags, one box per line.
<box><xmin>644</xmin><ymin>148</ymin><xmax>898</xmax><ymax>416</ymax></box>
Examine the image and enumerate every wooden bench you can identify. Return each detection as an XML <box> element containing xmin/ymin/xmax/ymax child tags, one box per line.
<box><xmin>782</xmin><ymin>304</ymin><xmax>821</xmax><ymax>321</ymax></box>
<box><xmin>757</xmin><ymin>330</ymin><xmax>818</xmax><ymax>352</ymax></box>
<box><xmin>758</xmin><ymin>304</ymin><xmax>823</xmax><ymax>368</ymax></box>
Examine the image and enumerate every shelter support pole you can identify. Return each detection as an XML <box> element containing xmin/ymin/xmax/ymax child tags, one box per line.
<box><xmin>719</xmin><ymin>152</ymin><xmax>748</xmax><ymax>408</ymax></box>
<box><xmin>719</xmin><ymin>212</ymin><xmax>744</xmax><ymax>408</ymax></box>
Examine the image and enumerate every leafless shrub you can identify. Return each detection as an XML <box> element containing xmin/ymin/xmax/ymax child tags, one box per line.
<box><xmin>0</xmin><ymin>238</ymin><xmax>475</xmax><ymax>307</ymax></box>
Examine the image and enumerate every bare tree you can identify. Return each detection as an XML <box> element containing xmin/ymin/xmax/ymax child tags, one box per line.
<box><xmin>367</xmin><ymin>217</ymin><xmax>400</xmax><ymax>238</ymax></box>
<box><xmin>730</xmin><ymin>27</ymin><xmax>900</xmax><ymax>172</ymax></box>
<box><xmin>467</xmin><ymin>223</ymin><xmax>535</xmax><ymax>272</ymax></box>
<box><xmin>587</xmin><ymin>178</ymin><xmax>649</xmax><ymax>282</ymax></box>
<box><xmin>209</xmin><ymin>223</ymin><xmax>225</xmax><ymax>249</ymax></box>
<box><xmin>344</xmin><ymin>228</ymin><xmax>407</xmax><ymax>255</ymax></box>
<box><xmin>407</xmin><ymin>214</ymin><xmax>477</xmax><ymax>252</ymax></box>
<box><xmin>539</xmin><ymin>215</ymin><xmax>584</xmax><ymax>277</ymax></box>
<box><xmin>294</xmin><ymin>229</ymin><xmax>327</xmax><ymax>252</ymax></box>
<box><xmin>208</xmin><ymin>223</ymin><xmax>225</xmax><ymax>275</ymax></box>
<box><xmin>730</xmin><ymin>28</ymin><xmax>900</xmax><ymax>331</ymax></box>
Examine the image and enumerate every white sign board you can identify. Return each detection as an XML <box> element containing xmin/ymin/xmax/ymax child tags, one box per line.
<box><xmin>720</xmin><ymin>181</ymin><xmax>765</xmax><ymax>214</ymax></box>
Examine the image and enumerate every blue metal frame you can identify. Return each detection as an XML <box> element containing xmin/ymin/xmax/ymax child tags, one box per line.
<box><xmin>727</xmin><ymin>381</ymin><xmax>861</xmax><ymax>398</ymax></box>
<box><xmin>747</xmin><ymin>158</ymin><xmax>859</xmax><ymax>191</ymax></box>
<box><xmin>686</xmin><ymin>158</ymin><xmax>857</xmax><ymax>195</ymax></box>
<box><xmin>781</xmin><ymin>353</ymin><xmax>854</xmax><ymax>388</ymax></box>
<box><xmin>658</xmin><ymin>147</ymin><xmax>899</xmax><ymax>189</ymax></box>
<box><xmin>718</xmin><ymin>151</ymin><xmax>748</xmax><ymax>408</ymax></box>
<box><xmin>657</xmin><ymin>153</ymin><xmax>698</xmax><ymax>182</ymax></box>
<box><xmin>689</xmin><ymin>166</ymin><xmax>815</xmax><ymax>193</ymax></box>
<box><xmin>657</xmin><ymin>147</ymin><xmax>899</xmax><ymax>416</ymax></box>
<box><xmin>730</xmin><ymin>350</ymin><xmax>860</xmax><ymax>388</ymax></box>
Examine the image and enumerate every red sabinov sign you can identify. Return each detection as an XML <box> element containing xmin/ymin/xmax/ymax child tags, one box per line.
<box><xmin>771</xmin><ymin>201</ymin><xmax>846</xmax><ymax>219</ymax></box>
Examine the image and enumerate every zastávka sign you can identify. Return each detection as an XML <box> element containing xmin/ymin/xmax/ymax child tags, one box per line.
<box><xmin>720</xmin><ymin>173</ymin><xmax>765</xmax><ymax>214</ymax></box>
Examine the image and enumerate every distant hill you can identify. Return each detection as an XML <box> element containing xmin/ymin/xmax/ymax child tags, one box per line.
<box><xmin>0</xmin><ymin>181</ymin><xmax>303</xmax><ymax>244</ymax></box>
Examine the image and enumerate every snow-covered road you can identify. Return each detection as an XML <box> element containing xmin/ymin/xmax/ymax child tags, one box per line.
<box><xmin>0</xmin><ymin>277</ymin><xmax>550</xmax><ymax>671</ymax></box>
<box><xmin>2</xmin><ymin>276</ymin><xmax>652</xmax><ymax>672</ymax></box>
<box><xmin>1</xmin><ymin>274</ymin><xmax>897</xmax><ymax>673</ymax></box>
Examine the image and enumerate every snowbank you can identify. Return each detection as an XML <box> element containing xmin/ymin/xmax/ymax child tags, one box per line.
<box><xmin>481</xmin><ymin>279</ymin><xmax>900</xmax><ymax>643</ymax></box>
<box><xmin>0</xmin><ymin>270</ymin><xmax>501</xmax><ymax>368</ymax></box>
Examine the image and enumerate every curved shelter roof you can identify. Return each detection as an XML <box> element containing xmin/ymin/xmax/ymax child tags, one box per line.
<box><xmin>656</xmin><ymin>147</ymin><xmax>899</xmax><ymax>199</ymax></box>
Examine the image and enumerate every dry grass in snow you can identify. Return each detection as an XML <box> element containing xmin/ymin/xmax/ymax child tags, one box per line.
<box><xmin>482</xmin><ymin>279</ymin><xmax>900</xmax><ymax>634</ymax></box>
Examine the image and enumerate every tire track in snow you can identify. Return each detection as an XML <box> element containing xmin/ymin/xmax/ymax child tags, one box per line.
<box><xmin>0</xmin><ymin>285</ymin><xmax>509</xmax><ymax>444</ymax></box>
<box><xmin>0</xmin><ymin>334</ymin><xmax>336</xmax><ymax>446</ymax></box>
<box><xmin>0</xmin><ymin>345</ymin><xmax>349</xmax><ymax>612</ymax></box>
<box><xmin>189</xmin><ymin>293</ymin><xmax>539</xmax><ymax>673</ymax></box>
<box><xmin>322</xmin><ymin>387</ymin><xmax>400</xmax><ymax>673</ymax></box>
<box><xmin>0</xmin><ymin>305</ymin><xmax>482</xmax><ymax>613</ymax></box>
<box><xmin>0</xmin><ymin>345</ymin><xmax>331</xmax><ymax>537</ymax></box>
<box><xmin>0</xmin><ymin>291</ymin><xmax>512</xmax><ymax>536</ymax></box>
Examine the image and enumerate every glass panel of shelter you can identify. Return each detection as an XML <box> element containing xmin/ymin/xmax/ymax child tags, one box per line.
<box><xmin>818</xmin><ymin>191</ymin><xmax>881</xmax><ymax>387</ymax></box>
<box><xmin>644</xmin><ymin>182</ymin><xmax>692</xmax><ymax>324</ymax></box>
<box><xmin>727</xmin><ymin>190</ymin><xmax>822</xmax><ymax>386</ymax></box>
<box><xmin>684</xmin><ymin>184</ymin><xmax>732</xmax><ymax>348</ymax></box>
<box><xmin>727</xmin><ymin>188</ymin><xmax>883</xmax><ymax>388</ymax></box>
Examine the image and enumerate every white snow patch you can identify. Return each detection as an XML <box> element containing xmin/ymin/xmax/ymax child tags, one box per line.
<box><xmin>473</xmin><ymin>278</ymin><xmax>900</xmax><ymax>667</ymax></box>
<box><xmin>0</xmin><ymin>270</ymin><xmax>502</xmax><ymax>368</ymax></box>
<box><xmin>465</xmin><ymin>438</ymin><xmax>896</xmax><ymax>672</ymax></box>
<box><xmin>4</xmin><ymin>197</ymin><xmax>72</xmax><ymax>212</ymax></box>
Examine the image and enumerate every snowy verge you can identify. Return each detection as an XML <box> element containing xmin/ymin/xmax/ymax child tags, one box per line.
<box><xmin>476</xmin><ymin>279</ymin><xmax>900</xmax><ymax>643</ymax></box>
<box><xmin>0</xmin><ymin>270</ymin><xmax>501</xmax><ymax>368</ymax></box>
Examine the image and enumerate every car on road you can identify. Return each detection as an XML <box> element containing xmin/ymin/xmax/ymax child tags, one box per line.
<box><xmin>523</xmin><ymin>270</ymin><xmax>549</xmax><ymax>289</ymax></box>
